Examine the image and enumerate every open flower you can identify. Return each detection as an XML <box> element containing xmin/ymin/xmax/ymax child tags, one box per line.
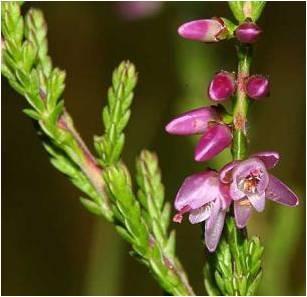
<box><xmin>219</xmin><ymin>151</ymin><xmax>299</xmax><ymax>228</ymax></box>
<box><xmin>165</xmin><ymin>106</ymin><xmax>232</xmax><ymax>162</ymax></box>
<box><xmin>173</xmin><ymin>170</ymin><xmax>231</xmax><ymax>252</ymax></box>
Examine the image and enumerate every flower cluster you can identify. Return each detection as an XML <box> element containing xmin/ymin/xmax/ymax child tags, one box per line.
<box><xmin>166</xmin><ymin>15</ymin><xmax>299</xmax><ymax>252</ymax></box>
<box><xmin>171</xmin><ymin>151</ymin><xmax>298</xmax><ymax>252</ymax></box>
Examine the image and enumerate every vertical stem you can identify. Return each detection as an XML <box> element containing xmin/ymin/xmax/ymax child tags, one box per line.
<box><xmin>232</xmin><ymin>45</ymin><xmax>252</xmax><ymax>160</ymax></box>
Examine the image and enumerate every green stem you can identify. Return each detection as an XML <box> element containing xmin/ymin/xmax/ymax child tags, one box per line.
<box><xmin>232</xmin><ymin>44</ymin><xmax>252</xmax><ymax>160</ymax></box>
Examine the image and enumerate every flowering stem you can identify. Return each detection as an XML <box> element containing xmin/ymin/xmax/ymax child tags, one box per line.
<box><xmin>232</xmin><ymin>44</ymin><xmax>252</xmax><ymax>160</ymax></box>
<box><xmin>204</xmin><ymin>32</ymin><xmax>265</xmax><ymax>297</ymax></box>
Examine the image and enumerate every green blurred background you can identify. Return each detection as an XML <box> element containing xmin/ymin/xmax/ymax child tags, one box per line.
<box><xmin>2</xmin><ymin>1</ymin><xmax>305</xmax><ymax>295</ymax></box>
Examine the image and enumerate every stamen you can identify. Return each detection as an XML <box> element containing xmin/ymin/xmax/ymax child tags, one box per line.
<box><xmin>238</xmin><ymin>198</ymin><xmax>251</xmax><ymax>206</ymax></box>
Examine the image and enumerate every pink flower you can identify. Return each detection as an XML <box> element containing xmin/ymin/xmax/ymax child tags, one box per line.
<box><xmin>178</xmin><ymin>18</ymin><xmax>228</xmax><ymax>43</ymax></box>
<box><xmin>220</xmin><ymin>152</ymin><xmax>299</xmax><ymax>228</ymax></box>
<box><xmin>173</xmin><ymin>170</ymin><xmax>231</xmax><ymax>252</ymax></box>
<box><xmin>165</xmin><ymin>107</ymin><xmax>232</xmax><ymax>162</ymax></box>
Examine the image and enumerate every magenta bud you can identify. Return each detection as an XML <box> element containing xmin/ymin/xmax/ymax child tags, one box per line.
<box><xmin>178</xmin><ymin>18</ymin><xmax>226</xmax><ymax>43</ymax></box>
<box><xmin>194</xmin><ymin>124</ymin><xmax>232</xmax><ymax>162</ymax></box>
<box><xmin>165</xmin><ymin>107</ymin><xmax>219</xmax><ymax>135</ymax></box>
<box><xmin>245</xmin><ymin>75</ymin><xmax>270</xmax><ymax>100</ymax></box>
<box><xmin>208</xmin><ymin>71</ymin><xmax>236</xmax><ymax>102</ymax></box>
<box><xmin>235</xmin><ymin>22</ymin><xmax>262</xmax><ymax>44</ymax></box>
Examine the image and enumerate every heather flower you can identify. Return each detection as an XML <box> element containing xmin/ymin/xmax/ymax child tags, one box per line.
<box><xmin>173</xmin><ymin>170</ymin><xmax>231</xmax><ymax>251</ymax></box>
<box><xmin>165</xmin><ymin>107</ymin><xmax>232</xmax><ymax>162</ymax></box>
<box><xmin>219</xmin><ymin>152</ymin><xmax>299</xmax><ymax>228</ymax></box>
<box><xmin>178</xmin><ymin>18</ymin><xmax>228</xmax><ymax>43</ymax></box>
<box><xmin>245</xmin><ymin>75</ymin><xmax>270</xmax><ymax>100</ymax></box>
<box><xmin>235</xmin><ymin>22</ymin><xmax>262</xmax><ymax>44</ymax></box>
<box><xmin>208</xmin><ymin>71</ymin><xmax>236</xmax><ymax>102</ymax></box>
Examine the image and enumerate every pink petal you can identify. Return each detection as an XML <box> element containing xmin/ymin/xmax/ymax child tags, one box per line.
<box><xmin>178</xmin><ymin>19</ymin><xmax>224</xmax><ymax>43</ymax></box>
<box><xmin>247</xmin><ymin>192</ymin><xmax>265</xmax><ymax>212</ymax></box>
<box><xmin>205</xmin><ymin>198</ymin><xmax>221</xmax><ymax>230</ymax></box>
<box><xmin>205</xmin><ymin>209</ymin><xmax>226</xmax><ymax>252</ymax></box>
<box><xmin>234</xmin><ymin>201</ymin><xmax>253</xmax><ymax>228</ymax></box>
<box><xmin>174</xmin><ymin>171</ymin><xmax>219</xmax><ymax>211</ymax></box>
<box><xmin>194</xmin><ymin>124</ymin><xmax>232</xmax><ymax>162</ymax></box>
<box><xmin>219</xmin><ymin>182</ymin><xmax>232</xmax><ymax>209</ymax></box>
<box><xmin>251</xmin><ymin>151</ymin><xmax>280</xmax><ymax>169</ymax></box>
<box><xmin>165</xmin><ymin>107</ymin><xmax>219</xmax><ymax>135</ymax></box>
<box><xmin>219</xmin><ymin>160</ymin><xmax>240</xmax><ymax>183</ymax></box>
<box><xmin>189</xmin><ymin>204</ymin><xmax>211</xmax><ymax>224</ymax></box>
<box><xmin>266</xmin><ymin>175</ymin><xmax>299</xmax><ymax>207</ymax></box>
<box><xmin>229</xmin><ymin>182</ymin><xmax>245</xmax><ymax>200</ymax></box>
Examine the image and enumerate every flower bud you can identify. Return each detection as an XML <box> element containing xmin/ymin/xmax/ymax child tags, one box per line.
<box><xmin>194</xmin><ymin>124</ymin><xmax>232</xmax><ymax>162</ymax></box>
<box><xmin>178</xmin><ymin>18</ymin><xmax>228</xmax><ymax>43</ymax></box>
<box><xmin>245</xmin><ymin>75</ymin><xmax>270</xmax><ymax>100</ymax></box>
<box><xmin>235</xmin><ymin>22</ymin><xmax>262</xmax><ymax>44</ymax></box>
<box><xmin>165</xmin><ymin>107</ymin><xmax>219</xmax><ymax>135</ymax></box>
<box><xmin>208</xmin><ymin>71</ymin><xmax>236</xmax><ymax>102</ymax></box>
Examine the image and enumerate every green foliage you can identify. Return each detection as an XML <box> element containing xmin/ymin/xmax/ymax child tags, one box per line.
<box><xmin>204</xmin><ymin>216</ymin><xmax>264</xmax><ymax>296</ymax></box>
<box><xmin>228</xmin><ymin>2</ymin><xmax>246</xmax><ymax>22</ymax></box>
<box><xmin>229</xmin><ymin>1</ymin><xmax>266</xmax><ymax>23</ymax></box>
<box><xmin>2</xmin><ymin>2</ymin><xmax>194</xmax><ymax>295</ymax></box>
<box><xmin>103</xmin><ymin>155</ymin><xmax>194</xmax><ymax>295</ymax></box>
<box><xmin>249</xmin><ymin>2</ymin><xmax>266</xmax><ymax>22</ymax></box>
<box><xmin>1</xmin><ymin>1</ymin><xmax>113</xmax><ymax>222</ymax></box>
<box><xmin>136</xmin><ymin>150</ymin><xmax>175</xmax><ymax>258</ymax></box>
<box><xmin>94</xmin><ymin>61</ymin><xmax>137</xmax><ymax>166</ymax></box>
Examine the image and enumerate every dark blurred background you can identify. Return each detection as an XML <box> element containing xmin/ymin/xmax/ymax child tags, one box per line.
<box><xmin>2</xmin><ymin>1</ymin><xmax>305</xmax><ymax>296</ymax></box>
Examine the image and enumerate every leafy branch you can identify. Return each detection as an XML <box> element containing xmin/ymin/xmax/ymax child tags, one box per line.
<box><xmin>1</xmin><ymin>2</ymin><xmax>194</xmax><ymax>295</ymax></box>
<box><xmin>203</xmin><ymin>2</ymin><xmax>265</xmax><ymax>295</ymax></box>
<box><xmin>204</xmin><ymin>216</ymin><xmax>263</xmax><ymax>296</ymax></box>
<box><xmin>94</xmin><ymin>61</ymin><xmax>137</xmax><ymax>167</ymax></box>
<box><xmin>2</xmin><ymin>1</ymin><xmax>113</xmax><ymax>222</ymax></box>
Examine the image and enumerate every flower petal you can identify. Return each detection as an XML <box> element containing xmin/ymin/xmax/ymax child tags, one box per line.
<box><xmin>247</xmin><ymin>192</ymin><xmax>265</xmax><ymax>212</ymax></box>
<box><xmin>266</xmin><ymin>175</ymin><xmax>299</xmax><ymax>207</ymax></box>
<box><xmin>194</xmin><ymin>124</ymin><xmax>232</xmax><ymax>162</ymax></box>
<box><xmin>205</xmin><ymin>209</ymin><xmax>226</xmax><ymax>252</ymax></box>
<box><xmin>219</xmin><ymin>182</ymin><xmax>232</xmax><ymax>209</ymax></box>
<box><xmin>189</xmin><ymin>204</ymin><xmax>211</xmax><ymax>224</ymax></box>
<box><xmin>234</xmin><ymin>201</ymin><xmax>253</xmax><ymax>228</ymax></box>
<box><xmin>165</xmin><ymin>107</ymin><xmax>219</xmax><ymax>135</ymax></box>
<box><xmin>229</xmin><ymin>182</ymin><xmax>246</xmax><ymax>200</ymax></box>
<box><xmin>219</xmin><ymin>160</ymin><xmax>240</xmax><ymax>183</ymax></box>
<box><xmin>174</xmin><ymin>170</ymin><xmax>219</xmax><ymax>211</ymax></box>
<box><xmin>178</xmin><ymin>19</ymin><xmax>224</xmax><ymax>43</ymax></box>
<box><xmin>251</xmin><ymin>151</ymin><xmax>280</xmax><ymax>169</ymax></box>
<box><xmin>205</xmin><ymin>197</ymin><xmax>221</xmax><ymax>230</ymax></box>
